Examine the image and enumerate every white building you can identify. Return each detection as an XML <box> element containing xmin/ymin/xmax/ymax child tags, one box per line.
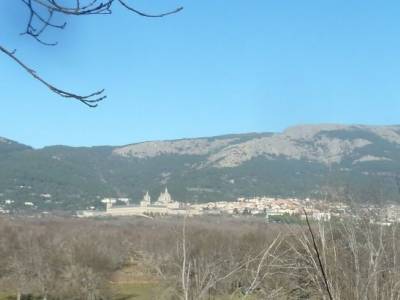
<box><xmin>155</xmin><ymin>187</ymin><xmax>173</xmax><ymax>205</ymax></box>
<box><xmin>140</xmin><ymin>191</ymin><xmax>151</xmax><ymax>207</ymax></box>
<box><xmin>98</xmin><ymin>188</ymin><xmax>200</xmax><ymax>217</ymax></box>
<box><xmin>311</xmin><ymin>211</ymin><xmax>331</xmax><ymax>221</ymax></box>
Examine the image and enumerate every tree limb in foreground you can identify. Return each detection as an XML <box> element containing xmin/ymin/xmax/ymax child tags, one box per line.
<box><xmin>2</xmin><ymin>0</ymin><xmax>183</xmax><ymax>107</ymax></box>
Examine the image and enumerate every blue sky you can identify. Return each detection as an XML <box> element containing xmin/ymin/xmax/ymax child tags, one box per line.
<box><xmin>1</xmin><ymin>0</ymin><xmax>400</xmax><ymax>148</ymax></box>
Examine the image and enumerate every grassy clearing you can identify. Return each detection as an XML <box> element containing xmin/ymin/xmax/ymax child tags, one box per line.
<box><xmin>111</xmin><ymin>282</ymin><xmax>169</xmax><ymax>300</ymax></box>
<box><xmin>0</xmin><ymin>292</ymin><xmax>11</xmax><ymax>300</ymax></box>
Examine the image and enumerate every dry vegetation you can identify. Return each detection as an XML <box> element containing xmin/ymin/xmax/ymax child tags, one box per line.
<box><xmin>0</xmin><ymin>215</ymin><xmax>399</xmax><ymax>299</ymax></box>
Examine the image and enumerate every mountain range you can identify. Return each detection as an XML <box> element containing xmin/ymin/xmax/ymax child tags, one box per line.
<box><xmin>1</xmin><ymin>124</ymin><xmax>400</xmax><ymax>211</ymax></box>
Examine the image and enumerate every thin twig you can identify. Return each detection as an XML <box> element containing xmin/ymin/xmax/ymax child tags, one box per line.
<box><xmin>0</xmin><ymin>44</ymin><xmax>105</xmax><ymax>107</ymax></box>
<box><xmin>303</xmin><ymin>208</ymin><xmax>333</xmax><ymax>300</ymax></box>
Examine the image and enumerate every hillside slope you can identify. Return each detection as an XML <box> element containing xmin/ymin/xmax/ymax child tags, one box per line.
<box><xmin>1</xmin><ymin>125</ymin><xmax>400</xmax><ymax>210</ymax></box>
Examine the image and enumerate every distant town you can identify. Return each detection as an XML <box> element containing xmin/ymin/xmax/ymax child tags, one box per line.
<box><xmin>70</xmin><ymin>187</ymin><xmax>400</xmax><ymax>225</ymax></box>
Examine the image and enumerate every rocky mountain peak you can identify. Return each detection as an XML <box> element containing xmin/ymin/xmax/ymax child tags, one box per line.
<box><xmin>282</xmin><ymin>124</ymin><xmax>350</xmax><ymax>140</ymax></box>
<box><xmin>110</xmin><ymin>124</ymin><xmax>400</xmax><ymax>168</ymax></box>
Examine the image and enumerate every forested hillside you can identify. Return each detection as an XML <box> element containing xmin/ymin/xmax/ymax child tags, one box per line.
<box><xmin>1</xmin><ymin>125</ymin><xmax>400</xmax><ymax>210</ymax></box>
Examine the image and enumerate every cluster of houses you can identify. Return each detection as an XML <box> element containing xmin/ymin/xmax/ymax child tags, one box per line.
<box><xmin>189</xmin><ymin>197</ymin><xmax>345</xmax><ymax>221</ymax></box>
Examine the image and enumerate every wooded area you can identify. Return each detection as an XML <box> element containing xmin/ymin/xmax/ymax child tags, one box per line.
<box><xmin>0</xmin><ymin>216</ymin><xmax>399</xmax><ymax>299</ymax></box>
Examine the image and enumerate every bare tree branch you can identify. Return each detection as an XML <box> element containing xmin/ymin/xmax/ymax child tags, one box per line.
<box><xmin>2</xmin><ymin>0</ymin><xmax>183</xmax><ymax>107</ymax></box>
<box><xmin>0</xmin><ymin>44</ymin><xmax>105</xmax><ymax>107</ymax></box>
<box><xmin>303</xmin><ymin>208</ymin><xmax>333</xmax><ymax>300</ymax></box>
<box><xmin>118</xmin><ymin>0</ymin><xmax>183</xmax><ymax>18</ymax></box>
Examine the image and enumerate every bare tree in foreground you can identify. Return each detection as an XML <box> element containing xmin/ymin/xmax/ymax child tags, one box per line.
<box><xmin>0</xmin><ymin>0</ymin><xmax>183</xmax><ymax>107</ymax></box>
<box><xmin>2</xmin><ymin>216</ymin><xmax>400</xmax><ymax>299</ymax></box>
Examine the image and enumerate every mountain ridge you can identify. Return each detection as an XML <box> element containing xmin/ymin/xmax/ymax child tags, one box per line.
<box><xmin>1</xmin><ymin>124</ymin><xmax>400</xmax><ymax>210</ymax></box>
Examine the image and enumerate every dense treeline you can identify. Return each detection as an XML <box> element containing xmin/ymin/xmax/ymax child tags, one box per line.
<box><xmin>0</xmin><ymin>216</ymin><xmax>400</xmax><ymax>299</ymax></box>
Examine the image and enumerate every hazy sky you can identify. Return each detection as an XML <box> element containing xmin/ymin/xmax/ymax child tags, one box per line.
<box><xmin>1</xmin><ymin>0</ymin><xmax>400</xmax><ymax>148</ymax></box>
